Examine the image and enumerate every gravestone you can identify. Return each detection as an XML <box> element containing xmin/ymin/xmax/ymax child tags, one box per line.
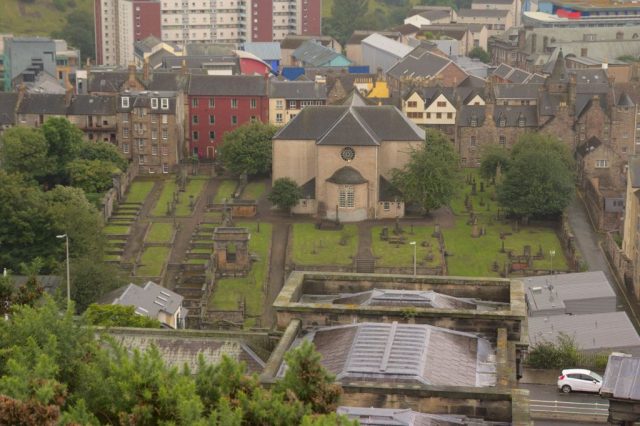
<box><xmin>213</xmin><ymin>227</ymin><xmax>251</xmax><ymax>275</ymax></box>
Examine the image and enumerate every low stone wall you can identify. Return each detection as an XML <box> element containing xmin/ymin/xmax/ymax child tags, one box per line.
<box><xmin>583</xmin><ymin>178</ymin><xmax>623</xmax><ymax>233</ymax></box>
<box><xmin>99</xmin><ymin>165</ymin><xmax>139</xmax><ymax>222</ymax></box>
<box><xmin>603</xmin><ymin>232</ymin><xmax>637</xmax><ymax>298</ymax></box>
<box><xmin>557</xmin><ymin>213</ymin><xmax>586</xmax><ymax>272</ymax></box>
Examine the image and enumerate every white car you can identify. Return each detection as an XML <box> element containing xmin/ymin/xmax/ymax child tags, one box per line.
<box><xmin>557</xmin><ymin>369</ymin><xmax>603</xmax><ymax>393</ymax></box>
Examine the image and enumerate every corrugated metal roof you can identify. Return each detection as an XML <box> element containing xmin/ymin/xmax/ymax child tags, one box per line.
<box><xmin>361</xmin><ymin>33</ymin><xmax>413</xmax><ymax>59</ymax></box>
<box><xmin>601</xmin><ymin>354</ymin><xmax>640</xmax><ymax>400</ymax></box>
<box><xmin>523</xmin><ymin>271</ymin><xmax>616</xmax><ymax>314</ymax></box>
<box><xmin>528</xmin><ymin>311</ymin><xmax>640</xmax><ymax>352</ymax></box>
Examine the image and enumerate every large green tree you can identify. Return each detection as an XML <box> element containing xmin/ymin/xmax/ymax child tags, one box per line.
<box><xmin>468</xmin><ymin>46</ymin><xmax>490</xmax><ymax>63</ymax></box>
<box><xmin>0</xmin><ymin>127</ymin><xmax>51</xmax><ymax>181</ymax></box>
<box><xmin>392</xmin><ymin>129</ymin><xmax>460</xmax><ymax>213</ymax></box>
<box><xmin>497</xmin><ymin>134</ymin><xmax>574</xmax><ymax>219</ymax></box>
<box><xmin>52</xmin><ymin>10</ymin><xmax>95</xmax><ymax>61</ymax></box>
<box><xmin>42</xmin><ymin>117</ymin><xmax>84</xmax><ymax>185</ymax></box>
<box><xmin>79</xmin><ymin>140</ymin><xmax>128</xmax><ymax>171</ymax></box>
<box><xmin>479</xmin><ymin>144</ymin><xmax>510</xmax><ymax>180</ymax></box>
<box><xmin>323</xmin><ymin>0</ymin><xmax>368</xmax><ymax>45</ymax></box>
<box><xmin>218</xmin><ymin>122</ymin><xmax>277</xmax><ymax>177</ymax></box>
<box><xmin>67</xmin><ymin>159</ymin><xmax>119</xmax><ymax>194</ymax></box>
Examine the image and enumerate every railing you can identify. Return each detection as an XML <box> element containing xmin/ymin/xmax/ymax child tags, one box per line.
<box><xmin>530</xmin><ymin>399</ymin><xmax>609</xmax><ymax>422</ymax></box>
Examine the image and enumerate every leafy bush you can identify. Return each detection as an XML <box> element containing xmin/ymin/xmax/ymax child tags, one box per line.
<box><xmin>527</xmin><ymin>333</ymin><xmax>609</xmax><ymax>371</ymax></box>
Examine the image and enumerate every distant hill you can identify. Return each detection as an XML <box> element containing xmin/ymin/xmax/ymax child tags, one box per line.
<box><xmin>322</xmin><ymin>0</ymin><xmax>423</xmax><ymax>18</ymax></box>
<box><xmin>0</xmin><ymin>0</ymin><xmax>93</xmax><ymax>38</ymax></box>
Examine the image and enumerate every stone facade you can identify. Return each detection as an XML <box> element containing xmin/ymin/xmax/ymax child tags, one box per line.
<box><xmin>213</xmin><ymin>227</ymin><xmax>251</xmax><ymax>276</ymax></box>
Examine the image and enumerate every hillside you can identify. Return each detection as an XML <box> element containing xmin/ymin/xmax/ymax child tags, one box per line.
<box><xmin>0</xmin><ymin>0</ymin><xmax>93</xmax><ymax>37</ymax></box>
<box><xmin>322</xmin><ymin>0</ymin><xmax>423</xmax><ymax>18</ymax></box>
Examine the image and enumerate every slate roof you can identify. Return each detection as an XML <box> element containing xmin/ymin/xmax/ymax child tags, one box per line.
<box><xmin>386</xmin><ymin>23</ymin><xmax>421</xmax><ymax>35</ymax></box>
<box><xmin>326</xmin><ymin>166</ymin><xmax>369</xmax><ymax>184</ymax></box>
<box><xmin>88</xmin><ymin>71</ymin><xmax>129</xmax><ymax>93</ymax></box>
<box><xmin>188</xmin><ymin>75</ymin><xmax>266</xmax><ymax>96</ymax></box>
<box><xmin>493</xmin><ymin>83</ymin><xmax>541</xmax><ymax>99</ymax></box>
<box><xmin>280</xmin><ymin>35</ymin><xmax>337</xmax><ymax>50</ymax></box>
<box><xmin>146</xmin><ymin>71</ymin><xmax>190</xmax><ymax>92</ymax></box>
<box><xmin>17</xmin><ymin>93</ymin><xmax>67</xmax><ymax>115</ymax></box>
<box><xmin>346</xmin><ymin>30</ymin><xmax>402</xmax><ymax>45</ymax></box>
<box><xmin>99</xmin><ymin>281</ymin><xmax>183</xmax><ymax>318</ymax></box>
<box><xmin>601</xmin><ymin>354</ymin><xmax>640</xmax><ymax>400</ymax></box>
<box><xmin>282</xmin><ymin>322</ymin><xmax>497</xmax><ymax>387</ymax></box>
<box><xmin>379</xmin><ymin>176</ymin><xmax>402</xmax><ymax>201</ymax></box>
<box><xmin>67</xmin><ymin>94</ymin><xmax>116</xmax><ymax>115</ymax></box>
<box><xmin>388</xmin><ymin>46</ymin><xmax>455</xmax><ymax>81</ymax></box>
<box><xmin>107</xmin><ymin>329</ymin><xmax>266</xmax><ymax>374</ymax></box>
<box><xmin>268</xmin><ymin>80</ymin><xmax>326</xmax><ymax>100</ymax></box>
<box><xmin>418</xmin><ymin>26</ymin><xmax>468</xmax><ymax>40</ymax></box>
<box><xmin>292</xmin><ymin>41</ymin><xmax>349</xmax><ymax>67</ymax></box>
<box><xmin>331</xmin><ymin>289</ymin><xmax>479</xmax><ymax>310</ymax></box>
<box><xmin>629</xmin><ymin>156</ymin><xmax>640</xmax><ymax>188</ymax></box>
<box><xmin>617</xmin><ymin>92</ymin><xmax>635</xmax><ymax>107</ymax></box>
<box><xmin>418</xmin><ymin>9</ymin><xmax>452</xmax><ymax>21</ymax></box>
<box><xmin>528</xmin><ymin>311</ymin><xmax>640</xmax><ymax>353</ymax></box>
<box><xmin>116</xmin><ymin>91</ymin><xmax>178</xmax><ymax>114</ymax></box>
<box><xmin>494</xmin><ymin>105</ymin><xmax>537</xmax><ymax>127</ymax></box>
<box><xmin>134</xmin><ymin>36</ymin><xmax>163</xmax><ymax>54</ymax></box>
<box><xmin>337</xmin><ymin>407</ymin><xmax>510</xmax><ymax>426</ymax></box>
<box><xmin>275</xmin><ymin>105</ymin><xmax>425</xmax><ymax>143</ymax></box>
<box><xmin>576</xmin><ymin>136</ymin><xmax>602</xmax><ymax>157</ymax></box>
<box><xmin>300</xmin><ymin>178</ymin><xmax>316</xmax><ymax>198</ymax></box>
<box><xmin>457</xmin><ymin>104</ymin><xmax>486</xmax><ymax>126</ymax></box>
<box><xmin>0</xmin><ymin>92</ymin><xmax>19</xmax><ymax>125</ymax></box>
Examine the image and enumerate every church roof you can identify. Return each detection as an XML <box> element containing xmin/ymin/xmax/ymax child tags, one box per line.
<box><xmin>327</xmin><ymin>166</ymin><xmax>368</xmax><ymax>185</ymax></box>
<box><xmin>274</xmin><ymin>105</ymin><xmax>425</xmax><ymax>143</ymax></box>
<box><xmin>379</xmin><ymin>176</ymin><xmax>403</xmax><ymax>201</ymax></box>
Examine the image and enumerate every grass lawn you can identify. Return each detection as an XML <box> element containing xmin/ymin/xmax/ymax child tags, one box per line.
<box><xmin>444</xmin><ymin>169</ymin><xmax>569</xmax><ymax>277</ymax></box>
<box><xmin>175</xmin><ymin>179</ymin><xmax>207</xmax><ymax>216</ymax></box>
<box><xmin>210</xmin><ymin>222</ymin><xmax>272</xmax><ymax>325</ymax></box>
<box><xmin>292</xmin><ymin>223</ymin><xmax>358</xmax><ymax>266</ymax></box>
<box><xmin>146</xmin><ymin>223</ymin><xmax>174</xmax><ymax>243</ymax></box>
<box><xmin>371</xmin><ymin>226</ymin><xmax>441</xmax><ymax>268</ymax></box>
<box><xmin>213</xmin><ymin>180</ymin><xmax>237</xmax><ymax>203</ymax></box>
<box><xmin>190</xmin><ymin>247</ymin><xmax>213</xmax><ymax>254</ymax></box>
<box><xmin>241</xmin><ymin>182</ymin><xmax>266</xmax><ymax>200</ymax></box>
<box><xmin>125</xmin><ymin>180</ymin><xmax>155</xmax><ymax>204</ymax></box>
<box><xmin>137</xmin><ymin>247</ymin><xmax>170</xmax><ymax>277</ymax></box>
<box><xmin>104</xmin><ymin>254</ymin><xmax>121</xmax><ymax>262</ymax></box>
<box><xmin>104</xmin><ymin>225</ymin><xmax>130</xmax><ymax>235</ymax></box>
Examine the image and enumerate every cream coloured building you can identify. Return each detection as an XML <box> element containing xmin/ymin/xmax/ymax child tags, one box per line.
<box><xmin>272</xmin><ymin>105</ymin><xmax>425</xmax><ymax>221</ymax></box>
<box><xmin>268</xmin><ymin>80</ymin><xmax>327</xmax><ymax>126</ymax></box>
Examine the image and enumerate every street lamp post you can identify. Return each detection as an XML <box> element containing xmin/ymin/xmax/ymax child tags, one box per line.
<box><xmin>409</xmin><ymin>241</ymin><xmax>417</xmax><ymax>277</ymax></box>
<box><xmin>56</xmin><ymin>234</ymin><xmax>70</xmax><ymax>304</ymax></box>
<box><xmin>549</xmin><ymin>249</ymin><xmax>556</xmax><ymax>275</ymax></box>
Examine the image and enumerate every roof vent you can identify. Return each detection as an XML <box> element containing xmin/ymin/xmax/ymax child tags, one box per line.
<box><xmin>531</xmin><ymin>286</ymin><xmax>542</xmax><ymax>293</ymax></box>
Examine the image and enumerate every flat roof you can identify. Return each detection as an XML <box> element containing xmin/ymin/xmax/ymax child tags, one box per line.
<box><xmin>549</xmin><ymin>0</ymin><xmax>640</xmax><ymax>11</ymax></box>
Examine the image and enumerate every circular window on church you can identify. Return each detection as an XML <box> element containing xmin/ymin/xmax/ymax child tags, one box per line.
<box><xmin>341</xmin><ymin>147</ymin><xmax>355</xmax><ymax>162</ymax></box>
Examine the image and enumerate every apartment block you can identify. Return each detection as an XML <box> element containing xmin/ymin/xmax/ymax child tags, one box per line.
<box><xmin>95</xmin><ymin>0</ymin><xmax>161</xmax><ymax>66</ymax></box>
<box><xmin>95</xmin><ymin>0</ymin><xmax>322</xmax><ymax>66</ymax></box>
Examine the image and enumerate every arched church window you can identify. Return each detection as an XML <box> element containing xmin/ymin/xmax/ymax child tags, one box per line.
<box><xmin>339</xmin><ymin>185</ymin><xmax>355</xmax><ymax>208</ymax></box>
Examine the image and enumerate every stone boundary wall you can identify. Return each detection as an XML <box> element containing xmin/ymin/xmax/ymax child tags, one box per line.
<box><xmin>100</xmin><ymin>165</ymin><xmax>139</xmax><ymax>222</ymax></box>
<box><xmin>603</xmin><ymin>232</ymin><xmax>636</xmax><ymax>298</ymax></box>
<box><xmin>583</xmin><ymin>178</ymin><xmax>623</xmax><ymax>232</ymax></box>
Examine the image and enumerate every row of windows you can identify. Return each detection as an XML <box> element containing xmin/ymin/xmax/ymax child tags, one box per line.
<box><xmin>123</xmin><ymin>128</ymin><xmax>169</xmax><ymax>140</ymax></box>
<box><xmin>407</xmin><ymin>100</ymin><xmax>448</xmax><ymax>109</ymax></box>
<box><xmin>192</xmin><ymin>115</ymin><xmax>259</xmax><ymax>127</ymax></box>
<box><xmin>274</xmin><ymin>99</ymin><xmax>323</xmax><ymax>109</ymax></box>
<box><xmin>407</xmin><ymin>112</ymin><xmax>454</xmax><ymax>120</ymax></box>
<box><xmin>122</xmin><ymin>143</ymin><xmax>170</xmax><ymax>156</ymax></box>
<box><xmin>121</xmin><ymin>97</ymin><xmax>170</xmax><ymax>110</ymax></box>
<box><xmin>192</xmin><ymin>98</ymin><xmax>257</xmax><ymax>109</ymax></box>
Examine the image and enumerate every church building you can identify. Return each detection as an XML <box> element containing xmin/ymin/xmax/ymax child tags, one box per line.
<box><xmin>272</xmin><ymin>104</ymin><xmax>425</xmax><ymax>221</ymax></box>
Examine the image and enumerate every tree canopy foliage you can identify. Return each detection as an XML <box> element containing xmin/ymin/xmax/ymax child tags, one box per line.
<box><xmin>84</xmin><ymin>304</ymin><xmax>162</xmax><ymax>328</ymax></box>
<box><xmin>0</xmin><ymin>299</ymin><xmax>356</xmax><ymax>425</ymax></box>
<box><xmin>497</xmin><ymin>134</ymin><xmax>574</xmax><ymax>218</ymax></box>
<box><xmin>392</xmin><ymin>129</ymin><xmax>460</xmax><ymax>213</ymax></box>
<box><xmin>52</xmin><ymin>10</ymin><xmax>96</xmax><ymax>61</ymax></box>
<box><xmin>479</xmin><ymin>145</ymin><xmax>510</xmax><ymax>180</ymax></box>
<box><xmin>468</xmin><ymin>46</ymin><xmax>490</xmax><ymax>63</ymax></box>
<box><xmin>218</xmin><ymin>122</ymin><xmax>277</xmax><ymax>177</ymax></box>
<box><xmin>269</xmin><ymin>177</ymin><xmax>303</xmax><ymax>213</ymax></box>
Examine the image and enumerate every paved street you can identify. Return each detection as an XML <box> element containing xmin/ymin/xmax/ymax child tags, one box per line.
<box><xmin>521</xmin><ymin>383</ymin><xmax>606</xmax><ymax>404</ymax></box>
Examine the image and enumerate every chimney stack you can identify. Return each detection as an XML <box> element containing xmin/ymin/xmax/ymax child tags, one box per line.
<box><xmin>143</xmin><ymin>58</ymin><xmax>150</xmax><ymax>82</ymax></box>
<box><xmin>128</xmin><ymin>62</ymin><xmax>137</xmax><ymax>87</ymax></box>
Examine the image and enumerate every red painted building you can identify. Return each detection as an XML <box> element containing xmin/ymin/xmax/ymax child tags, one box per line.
<box><xmin>250</xmin><ymin>0</ymin><xmax>273</xmax><ymax>42</ymax></box>
<box><xmin>300</xmin><ymin>0</ymin><xmax>322</xmax><ymax>36</ymax></box>
<box><xmin>133</xmin><ymin>0</ymin><xmax>161</xmax><ymax>42</ymax></box>
<box><xmin>187</xmin><ymin>75</ymin><xmax>268</xmax><ymax>159</ymax></box>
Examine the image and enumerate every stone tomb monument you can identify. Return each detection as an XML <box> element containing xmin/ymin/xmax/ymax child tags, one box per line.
<box><xmin>213</xmin><ymin>227</ymin><xmax>251</xmax><ymax>276</ymax></box>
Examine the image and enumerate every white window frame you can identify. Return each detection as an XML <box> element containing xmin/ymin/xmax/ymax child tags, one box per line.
<box><xmin>121</xmin><ymin>97</ymin><xmax>130</xmax><ymax>108</ymax></box>
<box><xmin>595</xmin><ymin>159</ymin><xmax>609</xmax><ymax>168</ymax></box>
<box><xmin>339</xmin><ymin>185</ymin><xmax>355</xmax><ymax>208</ymax></box>
<box><xmin>122</xmin><ymin>143</ymin><xmax>129</xmax><ymax>154</ymax></box>
<box><xmin>161</xmin><ymin>98</ymin><xmax>169</xmax><ymax>110</ymax></box>
<box><xmin>151</xmin><ymin>98</ymin><xmax>159</xmax><ymax>109</ymax></box>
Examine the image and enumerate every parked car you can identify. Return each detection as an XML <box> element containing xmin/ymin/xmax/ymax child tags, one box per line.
<box><xmin>557</xmin><ymin>369</ymin><xmax>603</xmax><ymax>393</ymax></box>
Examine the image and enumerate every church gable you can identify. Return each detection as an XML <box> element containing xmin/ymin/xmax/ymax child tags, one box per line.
<box><xmin>317</xmin><ymin>109</ymin><xmax>380</xmax><ymax>146</ymax></box>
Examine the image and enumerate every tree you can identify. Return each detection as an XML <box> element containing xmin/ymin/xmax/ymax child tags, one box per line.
<box><xmin>69</xmin><ymin>257</ymin><xmax>125</xmax><ymax>313</ymax></box>
<box><xmin>479</xmin><ymin>145</ymin><xmax>510</xmax><ymax>180</ymax></box>
<box><xmin>323</xmin><ymin>0</ymin><xmax>368</xmax><ymax>45</ymax></box>
<box><xmin>0</xmin><ymin>127</ymin><xmax>51</xmax><ymax>181</ymax></box>
<box><xmin>84</xmin><ymin>304</ymin><xmax>162</xmax><ymax>328</ymax></box>
<box><xmin>218</xmin><ymin>122</ymin><xmax>277</xmax><ymax>177</ymax></box>
<box><xmin>42</xmin><ymin>117</ymin><xmax>84</xmax><ymax>185</ymax></box>
<box><xmin>391</xmin><ymin>129</ymin><xmax>460</xmax><ymax>213</ymax></box>
<box><xmin>276</xmin><ymin>341</ymin><xmax>342</xmax><ymax>414</ymax></box>
<box><xmin>67</xmin><ymin>159</ymin><xmax>119</xmax><ymax>194</ymax></box>
<box><xmin>269</xmin><ymin>178</ymin><xmax>302</xmax><ymax>213</ymax></box>
<box><xmin>79</xmin><ymin>141</ymin><xmax>128</xmax><ymax>172</ymax></box>
<box><xmin>468</xmin><ymin>46</ymin><xmax>490</xmax><ymax>63</ymax></box>
<box><xmin>497</xmin><ymin>134</ymin><xmax>574</xmax><ymax>219</ymax></box>
<box><xmin>51</xmin><ymin>10</ymin><xmax>95</xmax><ymax>61</ymax></box>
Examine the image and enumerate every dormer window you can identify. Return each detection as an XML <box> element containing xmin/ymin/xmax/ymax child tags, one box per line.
<box><xmin>470</xmin><ymin>116</ymin><xmax>478</xmax><ymax>127</ymax></box>
<box><xmin>121</xmin><ymin>97</ymin><xmax>129</xmax><ymax>108</ymax></box>
<box><xmin>518</xmin><ymin>116</ymin><xmax>525</xmax><ymax>127</ymax></box>
<box><xmin>161</xmin><ymin>98</ymin><xmax>169</xmax><ymax>110</ymax></box>
<box><xmin>151</xmin><ymin>98</ymin><xmax>159</xmax><ymax>109</ymax></box>
<box><xmin>499</xmin><ymin>116</ymin><xmax>506</xmax><ymax>127</ymax></box>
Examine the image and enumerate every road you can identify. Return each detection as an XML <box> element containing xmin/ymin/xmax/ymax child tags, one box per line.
<box><xmin>521</xmin><ymin>384</ymin><xmax>608</xmax><ymax>425</ymax></box>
